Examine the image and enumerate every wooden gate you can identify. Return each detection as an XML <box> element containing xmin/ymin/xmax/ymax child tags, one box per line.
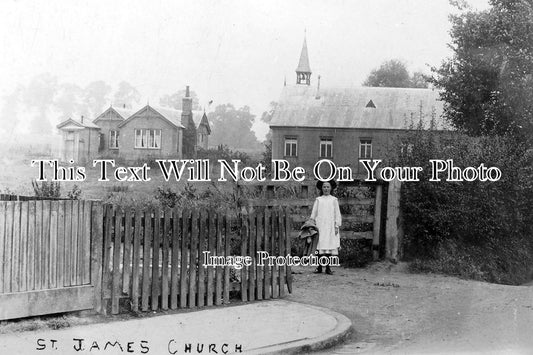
<box><xmin>0</xmin><ymin>200</ymin><xmax>102</xmax><ymax>320</ymax></box>
<box><xmin>100</xmin><ymin>206</ymin><xmax>292</xmax><ymax>315</ymax></box>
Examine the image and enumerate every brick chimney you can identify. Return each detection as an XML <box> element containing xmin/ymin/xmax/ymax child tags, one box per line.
<box><xmin>181</xmin><ymin>86</ymin><xmax>193</xmax><ymax>129</ymax></box>
<box><xmin>181</xmin><ymin>85</ymin><xmax>197</xmax><ymax>158</ymax></box>
<box><xmin>182</xmin><ymin>85</ymin><xmax>192</xmax><ymax>114</ymax></box>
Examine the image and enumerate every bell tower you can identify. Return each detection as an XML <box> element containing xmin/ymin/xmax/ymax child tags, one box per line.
<box><xmin>296</xmin><ymin>35</ymin><xmax>312</xmax><ymax>85</ymax></box>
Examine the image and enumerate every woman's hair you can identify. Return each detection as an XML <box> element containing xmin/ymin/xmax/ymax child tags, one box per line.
<box><xmin>316</xmin><ymin>179</ymin><xmax>337</xmax><ymax>196</ymax></box>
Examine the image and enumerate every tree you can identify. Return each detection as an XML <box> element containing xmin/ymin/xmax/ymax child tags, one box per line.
<box><xmin>160</xmin><ymin>89</ymin><xmax>200</xmax><ymax>110</ymax></box>
<box><xmin>364</xmin><ymin>60</ymin><xmax>408</xmax><ymax>87</ymax></box>
<box><xmin>259</xmin><ymin>101</ymin><xmax>278</xmax><ymax>142</ymax></box>
<box><xmin>410</xmin><ymin>72</ymin><xmax>430</xmax><ymax>89</ymax></box>
<box><xmin>113</xmin><ymin>81</ymin><xmax>141</xmax><ymax>108</ymax></box>
<box><xmin>23</xmin><ymin>73</ymin><xmax>58</xmax><ymax>133</ymax></box>
<box><xmin>208</xmin><ymin>104</ymin><xmax>262</xmax><ymax>150</ymax></box>
<box><xmin>431</xmin><ymin>0</ymin><xmax>533</xmax><ymax>139</ymax></box>
<box><xmin>54</xmin><ymin>83</ymin><xmax>86</xmax><ymax>121</ymax></box>
<box><xmin>0</xmin><ymin>86</ymin><xmax>23</xmax><ymax>136</ymax></box>
<box><xmin>84</xmin><ymin>81</ymin><xmax>112</xmax><ymax>116</ymax></box>
<box><xmin>363</xmin><ymin>60</ymin><xmax>429</xmax><ymax>88</ymax></box>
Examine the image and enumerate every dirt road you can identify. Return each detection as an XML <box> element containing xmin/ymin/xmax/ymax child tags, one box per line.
<box><xmin>286</xmin><ymin>262</ymin><xmax>533</xmax><ymax>354</ymax></box>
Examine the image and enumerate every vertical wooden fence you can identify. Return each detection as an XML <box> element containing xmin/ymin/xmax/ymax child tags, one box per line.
<box><xmin>0</xmin><ymin>179</ymin><xmax>399</xmax><ymax>320</ymax></box>
<box><xmin>246</xmin><ymin>182</ymin><xmax>386</xmax><ymax>260</ymax></box>
<box><xmin>0</xmin><ymin>199</ymin><xmax>100</xmax><ymax>320</ymax></box>
<box><xmin>100</xmin><ymin>206</ymin><xmax>292</xmax><ymax>315</ymax></box>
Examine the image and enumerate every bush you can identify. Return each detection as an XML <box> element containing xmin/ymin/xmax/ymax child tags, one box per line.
<box><xmin>394</xmin><ymin>129</ymin><xmax>533</xmax><ymax>284</ymax></box>
<box><xmin>338</xmin><ymin>239</ymin><xmax>373</xmax><ymax>268</ymax></box>
<box><xmin>197</xmin><ymin>145</ymin><xmax>252</xmax><ymax>165</ymax></box>
<box><xmin>154</xmin><ymin>181</ymin><xmax>258</xmax><ymax>214</ymax></box>
<box><xmin>32</xmin><ymin>180</ymin><xmax>61</xmax><ymax>198</ymax></box>
<box><xmin>67</xmin><ymin>185</ymin><xmax>82</xmax><ymax>199</ymax></box>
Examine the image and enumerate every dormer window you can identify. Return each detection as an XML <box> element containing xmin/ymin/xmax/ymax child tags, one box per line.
<box><xmin>366</xmin><ymin>100</ymin><xmax>376</xmax><ymax>108</ymax></box>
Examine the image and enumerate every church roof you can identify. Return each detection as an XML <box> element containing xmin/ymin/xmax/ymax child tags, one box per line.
<box><xmin>296</xmin><ymin>37</ymin><xmax>312</xmax><ymax>73</ymax></box>
<box><xmin>270</xmin><ymin>85</ymin><xmax>450</xmax><ymax>130</ymax></box>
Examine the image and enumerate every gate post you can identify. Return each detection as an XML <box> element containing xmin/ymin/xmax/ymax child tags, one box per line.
<box><xmin>372</xmin><ymin>184</ymin><xmax>383</xmax><ymax>260</ymax></box>
<box><xmin>385</xmin><ymin>179</ymin><xmax>403</xmax><ymax>262</ymax></box>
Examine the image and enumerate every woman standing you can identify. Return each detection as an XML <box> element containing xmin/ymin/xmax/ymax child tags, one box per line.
<box><xmin>310</xmin><ymin>180</ymin><xmax>341</xmax><ymax>274</ymax></box>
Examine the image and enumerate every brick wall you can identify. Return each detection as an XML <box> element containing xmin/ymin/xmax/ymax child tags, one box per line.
<box><xmin>119</xmin><ymin>116</ymin><xmax>181</xmax><ymax>161</ymax></box>
<box><xmin>271</xmin><ymin>126</ymin><xmax>409</xmax><ymax>177</ymax></box>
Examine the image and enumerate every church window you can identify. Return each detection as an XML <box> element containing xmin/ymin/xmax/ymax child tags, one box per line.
<box><xmin>284</xmin><ymin>137</ymin><xmax>298</xmax><ymax>157</ymax></box>
<box><xmin>320</xmin><ymin>138</ymin><xmax>333</xmax><ymax>158</ymax></box>
<box><xmin>359</xmin><ymin>139</ymin><xmax>372</xmax><ymax>158</ymax></box>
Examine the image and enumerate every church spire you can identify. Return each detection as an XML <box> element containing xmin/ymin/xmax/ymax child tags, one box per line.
<box><xmin>296</xmin><ymin>33</ymin><xmax>312</xmax><ymax>85</ymax></box>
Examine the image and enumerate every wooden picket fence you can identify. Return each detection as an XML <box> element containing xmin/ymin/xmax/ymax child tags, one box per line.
<box><xmin>100</xmin><ymin>206</ymin><xmax>292</xmax><ymax>315</ymax></box>
<box><xmin>0</xmin><ymin>194</ymin><xmax>70</xmax><ymax>201</ymax></box>
<box><xmin>0</xmin><ymin>199</ymin><xmax>98</xmax><ymax>320</ymax></box>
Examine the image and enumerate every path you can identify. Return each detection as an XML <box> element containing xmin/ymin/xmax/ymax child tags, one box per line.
<box><xmin>286</xmin><ymin>263</ymin><xmax>533</xmax><ymax>354</ymax></box>
<box><xmin>0</xmin><ymin>300</ymin><xmax>351</xmax><ymax>355</ymax></box>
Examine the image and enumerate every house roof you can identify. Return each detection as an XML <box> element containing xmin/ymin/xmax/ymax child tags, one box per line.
<box><xmin>91</xmin><ymin>104</ymin><xmax>209</xmax><ymax>131</ymax></box>
<box><xmin>117</xmin><ymin>105</ymin><xmax>185</xmax><ymax>129</ymax></box>
<box><xmin>192</xmin><ymin>111</ymin><xmax>211</xmax><ymax>134</ymax></box>
<box><xmin>93</xmin><ymin>106</ymin><xmax>133</xmax><ymax>123</ymax></box>
<box><xmin>296</xmin><ymin>37</ymin><xmax>311</xmax><ymax>73</ymax></box>
<box><xmin>270</xmin><ymin>85</ymin><xmax>450</xmax><ymax>130</ymax></box>
<box><xmin>113</xmin><ymin>106</ymin><xmax>134</xmax><ymax>119</ymax></box>
<box><xmin>57</xmin><ymin>117</ymin><xmax>100</xmax><ymax>130</ymax></box>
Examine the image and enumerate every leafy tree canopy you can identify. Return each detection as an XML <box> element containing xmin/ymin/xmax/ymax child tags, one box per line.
<box><xmin>0</xmin><ymin>76</ymin><xmax>141</xmax><ymax>134</ymax></box>
<box><xmin>208</xmin><ymin>104</ymin><xmax>262</xmax><ymax>151</ymax></box>
<box><xmin>159</xmin><ymin>89</ymin><xmax>200</xmax><ymax>111</ymax></box>
<box><xmin>431</xmin><ymin>0</ymin><xmax>533</xmax><ymax>139</ymax></box>
<box><xmin>113</xmin><ymin>81</ymin><xmax>141</xmax><ymax>109</ymax></box>
<box><xmin>363</xmin><ymin>59</ymin><xmax>428</xmax><ymax>88</ymax></box>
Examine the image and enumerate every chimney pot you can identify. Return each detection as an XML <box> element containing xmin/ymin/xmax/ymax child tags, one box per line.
<box><xmin>186</xmin><ymin>86</ymin><xmax>190</xmax><ymax>98</ymax></box>
<box><xmin>81</xmin><ymin>115</ymin><xmax>84</xmax><ymax>123</ymax></box>
<box><xmin>123</xmin><ymin>104</ymin><xmax>126</xmax><ymax>109</ymax></box>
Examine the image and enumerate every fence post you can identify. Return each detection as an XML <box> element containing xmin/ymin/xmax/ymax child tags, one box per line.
<box><xmin>284</xmin><ymin>207</ymin><xmax>293</xmax><ymax>294</ymax></box>
<box><xmin>91</xmin><ymin>201</ymin><xmax>104</xmax><ymax>314</ymax></box>
<box><xmin>240</xmin><ymin>209</ymin><xmax>249</xmax><ymax>302</ymax></box>
<box><xmin>385</xmin><ymin>179</ymin><xmax>402</xmax><ymax>262</ymax></box>
<box><xmin>373</xmin><ymin>184</ymin><xmax>383</xmax><ymax>260</ymax></box>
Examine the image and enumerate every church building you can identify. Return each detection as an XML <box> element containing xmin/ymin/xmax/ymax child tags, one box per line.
<box><xmin>269</xmin><ymin>38</ymin><xmax>450</xmax><ymax>176</ymax></box>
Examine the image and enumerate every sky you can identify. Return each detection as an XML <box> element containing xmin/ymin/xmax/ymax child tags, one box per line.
<box><xmin>0</xmin><ymin>0</ymin><xmax>490</xmax><ymax>138</ymax></box>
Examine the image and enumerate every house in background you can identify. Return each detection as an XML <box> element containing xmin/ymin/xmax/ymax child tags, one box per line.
<box><xmin>115</xmin><ymin>104</ymin><xmax>185</xmax><ymax>161</ymax></box>
<box><xmin>269</xmin><ymin>38</ymin><xmax>450</xmax><ymax>176</ymax></box>
<box><xmin>180</xmin><ymin>86</ymin><xmax>211</xmax><ymax>156</ymax></box>
<box><xmin>92</xmin><ymin>105</ymin><xmax>133</xmax><ymax>158</ymax></box>
<box><xmin>56</xmin><ymin>117</ymin><xmax>101</xmax><ymax>164</ymax></box>
<box><xmin>193</xmin><ymin>112</ymin><xmax>211</xmax><ymax>150</ymax></box>
<box><xmin>56</xmin><ymin>86</ymin><xmax>211</xmax><ymax>163</ymax></box>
